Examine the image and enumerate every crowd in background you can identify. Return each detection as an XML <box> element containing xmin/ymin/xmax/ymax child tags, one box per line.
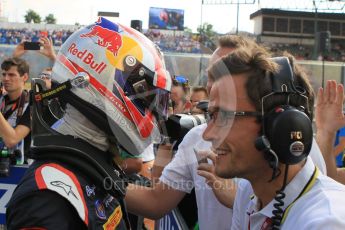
<box><xmin>144</xmin><ymin>30</ymin><xmax>203</xmax><ymax>53</ymax></box>
<box><xmin>267</xmin><ymin>42</ymin><xmax>345</xmax><ymax>61</ymax></box>
<box><xmin>1</xmin><ymin>26</ymin><xmax>345</xmax><ymax>61</ymax></box>
<box><xmin>0</xmin><ymin>28</ymin><xmax>74</xmax><ymax>46</ymax></box>
<box><xmin>0</xmin><ymin>27</ymin><xmax>207</xmax><ymax>54</ymax></box>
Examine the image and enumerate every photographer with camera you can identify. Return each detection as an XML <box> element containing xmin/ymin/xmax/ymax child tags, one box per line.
<box><xmin>0</xmin><ymin>57</ymin><xmax>30</xmax><ymax>175</ymax></box>
<box><xmin>0</xmin><ymin>36</ymin><xmax>58</xmax><ymax>168</ymax></box>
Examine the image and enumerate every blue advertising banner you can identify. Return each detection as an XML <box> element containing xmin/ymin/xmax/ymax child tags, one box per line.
<box><xmin>156</xmin><ymin>208</ymin><xmax>188</xmax><ymax>230</ymax></box>
<box><xmin>0</xmin><ymin>165</ymin><xmax>28</xmax><ymax>224</ymax></box>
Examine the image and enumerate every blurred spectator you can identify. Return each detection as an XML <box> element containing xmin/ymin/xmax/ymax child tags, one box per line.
<box><xmin>39</xmin><ymin>67</ymin><xmax>52</xmax><ymax>89</ymax></box>
<box><xmin>171</xmin><ymin>75</ymin><xmax>191</xmax><ymax>114</ymax></box>
<box><xmin>190</xmin><ymin>86</ymin><xmax>208</xmax><ymax>114</ymax></box>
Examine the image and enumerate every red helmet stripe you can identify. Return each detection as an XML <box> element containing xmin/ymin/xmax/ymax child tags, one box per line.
<box><xmin>57</xmin><ymin>54</ymin><xmax>78</xmax><ymax>75</ymax></box>
<box><xmin>155</xmin><ymin>69</ymin><xmax>171</xmax><ymax>90</ymax></box>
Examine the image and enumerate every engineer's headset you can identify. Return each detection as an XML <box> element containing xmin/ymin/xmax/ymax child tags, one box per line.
<box><xmin>254</xmin><ymin>57</ymin><xmax>313</xmax><ymax>173</ymax></box>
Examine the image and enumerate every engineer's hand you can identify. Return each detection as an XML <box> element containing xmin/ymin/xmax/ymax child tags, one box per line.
<box><xmin>197</xmin><ymin>151</ymin><xmax>236</xmax><ymax>208</ymax></box>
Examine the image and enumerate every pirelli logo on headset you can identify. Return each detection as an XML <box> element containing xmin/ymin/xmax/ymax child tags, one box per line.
<box><xmin>255</xmin><ymin>57</ymin><xmax>313</xmax><ymax>167</ymax></box>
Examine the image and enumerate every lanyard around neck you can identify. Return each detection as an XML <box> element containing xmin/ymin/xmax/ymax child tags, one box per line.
<box><xmin>247</xmin><ymin>166</ymin><xmax>319</xmax><ymax>229</ymax></box>
<box><xmin>1</xmin><ymin>90</ymin><xmax>28</xmax><ymax>121</ymax></box>
<box><xmin>281</xmin><ymin>166</ymin><xmax>319</xmax><ymax>225</ymax></box>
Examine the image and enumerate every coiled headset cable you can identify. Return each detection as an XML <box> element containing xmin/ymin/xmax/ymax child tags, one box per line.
<box><xmin>271</xmin><ymin>164</ymin><xmax>289</xmax><ymax>229</ymax></box>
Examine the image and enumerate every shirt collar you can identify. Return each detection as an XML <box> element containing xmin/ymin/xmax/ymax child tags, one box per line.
<box><xmin>251</xmin><ymin>156</ymin><xmax>316</xmax><ymax>217</ymax></box>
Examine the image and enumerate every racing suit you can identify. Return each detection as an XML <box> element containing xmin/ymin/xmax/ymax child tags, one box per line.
<box><xmin>6</xmin><ymin>135</ymin><xmax>130</xmax><ymax>230</ymax></box>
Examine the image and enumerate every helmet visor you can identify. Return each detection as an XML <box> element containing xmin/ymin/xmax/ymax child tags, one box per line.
<box><xmin>117</xmin><ymin>57</ymin><xmax>170</xmax><ymax>121</ymax></box>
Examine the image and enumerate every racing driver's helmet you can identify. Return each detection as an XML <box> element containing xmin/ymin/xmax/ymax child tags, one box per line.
<box><xmin>51</xmin><ymin>17</ymin><xmax>171</xmax><ymax>155</ymax></box>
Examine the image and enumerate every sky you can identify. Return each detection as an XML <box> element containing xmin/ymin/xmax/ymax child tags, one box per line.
<box><xmin>3</xmin><ymin>0</ymin><xmax>345</xmax><ymax>34</ymax></box>
<box><xmin>2</xmin><ymin>0</ymin><xmax>260</xmax><ymax>33</ymax></box>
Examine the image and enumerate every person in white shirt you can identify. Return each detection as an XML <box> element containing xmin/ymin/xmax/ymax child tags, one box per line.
<box><xmin>231</xmin><ymin>157</ymin><xmax>345</xmax><ymax>230</ymax></box>
<box><xmin>125</xmin><ymin>35</ymin><xmax>258</xmax><ymax>230</ymax></box>
<box><xmin>203</xmin><ymin>47</ymin><xmax>345</xmax><ymax>229</ymax></box>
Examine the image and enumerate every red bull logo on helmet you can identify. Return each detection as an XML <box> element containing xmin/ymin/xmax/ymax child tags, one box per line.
<box><xmin>80</xmin><ymin>17</ymin><xmax>123</xmax><ymax>56</ymax></box>
<box><xmin>68</xmin><ymin>43</ymin><xmax>107</xmax><ymax>74</ymax></box>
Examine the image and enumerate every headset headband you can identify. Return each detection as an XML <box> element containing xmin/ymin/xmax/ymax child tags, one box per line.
<box><xmin>256</xmin><ymin>56</ymin><xmax>313</xmax><ymax>168</ymax></box>
<box><xmin>270</xmin><ymin>57</ymin><xmax>296</xmax><ymax>93</ymax></box>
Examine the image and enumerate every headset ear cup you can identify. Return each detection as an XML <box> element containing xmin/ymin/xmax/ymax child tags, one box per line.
<box><xmin>265</xmin><ymin>106</ymin><xmax>313</xmax><ymax>165</ymax></box>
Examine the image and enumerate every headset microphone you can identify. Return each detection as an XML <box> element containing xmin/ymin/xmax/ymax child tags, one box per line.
<box><xmin>255</xmin><ymin>135</ymin><xmax>280</xmax><ymax>180</ymax></box>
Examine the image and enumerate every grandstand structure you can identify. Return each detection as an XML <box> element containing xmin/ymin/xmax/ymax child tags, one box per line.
<box><xmin>251</xmin><ymin>9</ymin><xmax>345</xmax><ymax>43</ymax></box>
<box><xmin>250</xmin><ymin>8</ymin><xmax>345</xmax><ymax>60</ymax></box>
<box><xmin>255</xmin><ymin>0</ymin><xmax>345</xmax><ymax>58</ymax></box>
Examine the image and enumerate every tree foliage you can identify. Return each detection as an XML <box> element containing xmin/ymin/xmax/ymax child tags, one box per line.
<box><xmin>197</xmin><ymin>22</ymin><xmax>217</xmax><ymax>50</ymax></box>
<box><xmin>197</xmin><ymin>22</ymin><xmax>216</xmax><ymax>38</ymax></box>
<box><xmin>24</xmin><ymin>9</ymin><xmax>41</xmax><ymax>23</ymax></box>
<box><xmin>44</xmin><ymin>14</ymin><xmax>57</xmax><ymax>24</ymax></box>
<box><xmin>184</xmin><ymin>27</ymin><xmax>192</xmax><ymax>33</ymax></box>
